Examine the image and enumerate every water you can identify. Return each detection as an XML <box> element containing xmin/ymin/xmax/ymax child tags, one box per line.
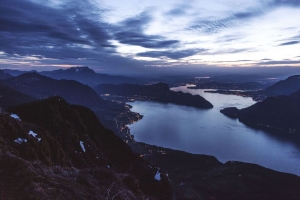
<box><xmin>127</xmin><ymin>85</ymin><xmax>300</xmax><ymax>176</ymax></box>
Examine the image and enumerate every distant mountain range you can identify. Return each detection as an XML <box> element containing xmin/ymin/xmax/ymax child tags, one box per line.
<box><xmin>221</xmin><ymin>89</ymin><xmax>300</xmax><ymax>136</ymax></box>
<box><xmin>1</xmin><ymin>72</ymin><xmax>105</xmax><ymax>108</ymax></box>
<box><xmin>3</xmin><ymin>67</ymin><xmax>143</xmax><ymax>87</ymax></box>
<box><xmin>208</xmin><ymin>75</ymin><xmax>300</xmax><ymax>101</ymax></box>
<box><xmin>95</xmin><ymin>83</ymin><xmax>214</xmax><ymax>109</ymax></box>
<box><xmin>1</xmin><ymin>96</ymin><xmax>172</xmax><ymax>199</ymax></box>
<box><xmin>243</xmin><ymin>75</ymin><xmax>300</xmax><ymax>101</ymax></box>
<box><xmin>0</xmin><ymin>72</ymin><xmax>130</xmax><ymax>131</ymax></box>
<box><xmin>259</xmin><ymin>75</ymin><xmax>300</xmax><ymax>97</ymax></box>
<box><xmin>39</xmin><ymin>67</ymin><xmax>143</xmax><ymax>87</ymax></box>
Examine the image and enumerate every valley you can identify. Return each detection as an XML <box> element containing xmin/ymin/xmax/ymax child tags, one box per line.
<box><xmin>1</xmin><ymin>67</ymin><xmax>300</xmax><ymax>199</ymax></box>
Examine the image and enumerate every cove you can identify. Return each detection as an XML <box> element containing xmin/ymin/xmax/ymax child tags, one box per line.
<box><xmin>127</xmin><ymin>85</ymin><xmax>300</xmax><ymax>176</ymax></box>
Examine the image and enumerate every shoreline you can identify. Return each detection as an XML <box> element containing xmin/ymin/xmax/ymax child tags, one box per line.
<box><xmin>116</xmin><ymin>100</ymin><xmax>300</xmax><ymax>176</ymax></box>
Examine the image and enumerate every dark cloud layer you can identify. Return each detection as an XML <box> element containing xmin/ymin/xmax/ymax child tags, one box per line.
<box><xmin>113</xmin><ymin>12</ymin><xmax>180</xmax><ymax>49</ymax></box>
<box><xmin>1</xmin><ymin>0</ymin><xmax>300</xmax><ymax>74</ymax></box>
<box><xmin>0</xmin><ymin>0</ymin><xmax>181</xmax><ymax>73</ymax></box>
<box><xmin>0</xmin><ymin>0</ymin><xmax>115</xmax><ymax>59</ymax></box>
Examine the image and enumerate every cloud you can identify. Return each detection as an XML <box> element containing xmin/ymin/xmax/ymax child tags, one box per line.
<box><xmin>114</xmin><ymin>31</ymin><xmax>179</xmax><ymax>49</ymax></box>
<box><xmin>261</xmin><ymin>58</ymin><xmax>272</xmax><ymax>61</ymax></box>
<box><xmin>113</xmin><ymin>12</ymin><xmax>180</xmax><ymax>48</ymax></box>
<box><xmin>1</xmin><ymin>0</ymin><xmax>300</xmax><ymax>74</ymax></box>
<box><xmin>137</xmin><ymin>49</ymin><xmax>206</xmax><ymax>59</ymax></box>
<box><xmin>188</xmin><ymin>9</ymin><xmax>263</xmax><ymax>34</ymax></box>
<box><xmin>167</xmin><ymin>8</ymin><xmax>187</xmax><ymax>16</ymax></box>
<box><xmin>279</xmin><ymin>41</ymin><xmax>299</xmax><ymax>46</ymax></box>
<box><xmin>0</xmin><ymin>0</ymin><xmax>115</xmax><ymax>58</ymax></box>
<box><xmin>258</xmin><ymin>60</ymin><xmax>300</xmax><ymax>65</ymax></box>
<box><xmin>269</xmin><ymin>0</ymin><xmax>300</xmax><ymax>7</ymax></box>
<box><xmin>165</xmin><ymin>3</ymin><xmax>192</xmax><ymax>17</ymax></box>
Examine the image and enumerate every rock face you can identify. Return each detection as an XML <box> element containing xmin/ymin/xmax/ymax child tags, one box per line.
<box><xmin>221</xmin><ymin>90</ymin><xmax>300</xmax><ymax>135</ymax></box>
<box><xmin>0</xmin><ymin>97</ymin><xmax>172</xmax><ymax>199</ymax></box>
<box><xmin>95</xmin><ymin>83</ymin><xmax>214</xmax><ymax>109</ymax></box>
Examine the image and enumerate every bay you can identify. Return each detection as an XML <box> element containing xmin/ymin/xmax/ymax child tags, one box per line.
<box><xmin>127</xmin><ymin>85</ymin><xmax>300</xmax><ymax>176</ymax></box>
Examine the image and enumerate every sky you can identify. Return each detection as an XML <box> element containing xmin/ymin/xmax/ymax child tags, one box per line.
<box><xmin>0</xmin><ymin>0</ymin><xmax>300</xmax><ymax>75</ymax></box>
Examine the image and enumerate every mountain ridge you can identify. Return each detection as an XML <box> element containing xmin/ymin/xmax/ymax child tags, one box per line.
<box><xmin>39</xmin><ymin>66</ymin><xmax>142</xmax><ymax>87</ymax></box>
<box><xmin>95</xmin><ymin>83</ymin><xmax>214</xmax><ymax>109</ymax></box>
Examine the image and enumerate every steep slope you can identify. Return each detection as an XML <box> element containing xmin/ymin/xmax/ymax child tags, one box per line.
<box><xmin>1</xmin><ymin>97</ymin><xmax>172</xmax><ymax>199</ymax></box>
<box><xmin>40</xmin><ymin>66</ymin><xmax>142</xmax><ymax>87</ymax></box>
<box><xmin>221</xmin><ymin>90</ymin><xmax>300</xmax><ymax>135</ymax></box>
<box><xmin>95</xmin><ymin>83</ymin><xmax>213</xmax><ymax>109</ymax></box>
<box><xmin>0</xmin><ymin>83</ymin><xmax>36</xmax><ymax>107</ymax></box>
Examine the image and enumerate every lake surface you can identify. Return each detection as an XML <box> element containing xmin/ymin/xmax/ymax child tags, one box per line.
<box><xmin>127</xmin><ymin>85</ymin><xmax>300</xmax><ymax>176</ymax></box>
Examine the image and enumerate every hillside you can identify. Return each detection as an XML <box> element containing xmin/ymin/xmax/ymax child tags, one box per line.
<box><xmin>221</xmin><ymin>90</ymin><xmax>300</xmax><ymax>136</ymax></box>
<box><xmin>262</xmin><ymin>75</ymin><xmax>300</xmax><ymax>97</ymax></box>
<box><xmin>1</xmin><ymin>97</ymin><xmax>172</xmax><ymax>199</ymax></box>
<box><xmin>95</xmin><ymin>83</ymin><xmax>213</xmax><ymax>109</ymax></box>
<box><xmin>132</xmin><ymin>142</ymin><xmax>300</xmax><ymax>200</ymax></box>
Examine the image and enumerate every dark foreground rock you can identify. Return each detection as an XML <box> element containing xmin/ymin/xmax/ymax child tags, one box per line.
<box><xmin>134</xmin><ymin>143</ymin><xmax>300</xmax><ymax>200</ymax></box>
<box><xmin>0</xmin><ymin>97</ymin><xmax>173</xmax><ymax>199</ymax></box>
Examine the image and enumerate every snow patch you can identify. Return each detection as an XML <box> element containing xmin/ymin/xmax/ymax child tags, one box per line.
<box><xmin>14</xmin><ymin>138</ymin><xmax>27</xmax><ymax>144</ymax></box>
<box><xmin>38</xmin><ymin>138</ymin><xmax>41</xmax><ymax>142</ymax></box>
<box><xmin>28</xmin><ymin>130</ymin><xmax>37</xmax><ymax>138</ymax></box>
<box><xmin>154</xmin><ymin>170</ymin><xmax>161</xmax><ymax>181</ymax></box>
<box><xmin>80</xmin><ymin>141</ymin><xmax>86</xmax><ymax>152</ymax></box>
<box><xmin>107</xmin><ymin>165</ymin><xmax>110</xmax><ymax>169</ymax></box>
<box><xmin>10</xmin><ymin>114</ymin><xmax>21</xmax><ymax>121</ymax></box>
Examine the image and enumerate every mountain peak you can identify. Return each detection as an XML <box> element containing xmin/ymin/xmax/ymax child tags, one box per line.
<box><xmin>66</xmin><ymin>66</ymin><xmax>96</xmax><ymax>74</ymax></box>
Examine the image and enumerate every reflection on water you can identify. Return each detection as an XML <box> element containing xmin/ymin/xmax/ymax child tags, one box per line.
<box><xmin>127</xmin><ymin>85</ymin><xmax>300</xmax><ymax>176</ymax></box>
